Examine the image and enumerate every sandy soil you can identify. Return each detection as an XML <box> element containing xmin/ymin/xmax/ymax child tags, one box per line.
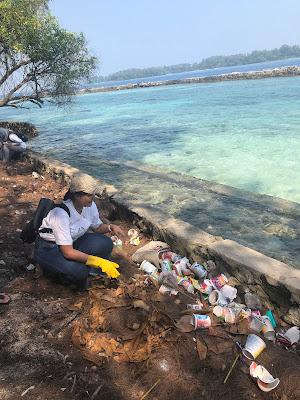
<box><xmin>0</xmin><ymin>160</ymin><xmax>299</xmax><ymax>400</ymax></box>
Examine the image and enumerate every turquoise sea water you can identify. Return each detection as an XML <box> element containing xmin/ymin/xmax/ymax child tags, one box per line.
<box><xmin>1</xmin><ymin>64</ymin><xmax>300</xmax><ymax>268</ymax></box>
<box><xmin>2</xmin><ymin>75</ymin><xmax>300</xmax><ymax>203</ymax></box>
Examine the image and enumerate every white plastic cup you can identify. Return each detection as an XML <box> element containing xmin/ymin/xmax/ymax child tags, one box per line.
<box><xmin>257</xmin><ymin>377</ymin><xmax>280</xmax><ymax>392</ymax></box>
<box><xmin>213</xmin><ymin>306</ymin><xmax>236</xmax><ymax>323</ymax></box>
<box><xmin>190</xmin><ymin>262</ymin><xmax>207</xmax><ymax>279</ymax></box>
<box><xmin>199</xmin><ymin>279</ymin><xmax>214</xmax><ymax>294</ymax></box>
<box><xmin>249</xmin><ymin>316</ymin><xmax>264</xmax><ymax>333</ymax></box>
<box><xmin>211</xmin><ymin>274</ymin><xmax>228</xmax><ymax>290</ymax></box>
<box><xmin>261</xmin><ymin>315</ymin><xmax>275</xmax><ymax>341</ymax></box>
<box><xmin>220</xmin><ymin>284</ymin><xmax>237</xmax><ymax>301</ymax></box>
<box><xmin>140</xmin><ymin>260</ymin><xmax>158</xmax><ymax>275</ymax></box>
<box><xmin>191</xmin><ymin>314</ymin><xmax>211</xmax><ymax>329</ymax></box>
<box><xmin>243</xmin><ymin>334</ymin><xmax>266</xmax><ymax>360</ymax></box>
<box><xmin>209</xmin><ymin>290</ymin><xmax>228</xmax><ymax>307</ymax></box>
<box><xmin>249</xmin><ymin>363</ymin><xmax>280</xmax><ymax>392</ymax></box>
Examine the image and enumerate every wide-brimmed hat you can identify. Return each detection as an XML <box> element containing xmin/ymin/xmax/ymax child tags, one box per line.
<box><xmin>69</xmin><ymin>173</ymin><xmax>103</xmax><ymax>195</ymax></box>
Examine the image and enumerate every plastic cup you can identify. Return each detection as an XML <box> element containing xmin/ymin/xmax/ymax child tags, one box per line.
<box><xmin>140</xmin><ymin>260</ymin><xmax>158</xmax><ymax>275</ymax></box>
<box><xmin>257</xmin><ymin>378</ymin><xmax>280</xmax><ymax>392</ymax></box>
<box><xmin>249</xmin><ymin>363</ymin><xmax>280</xmax><ymax>392</ymax></box>
<box><xmin>191</xmin><ymin>314</ymin><xmax>211</xmax><ymax>329</ymax></box>
<box><xmin>242</xmin><ymin>334</ymin><xmax>266</xmax><ymax>360</ymax></box>
<box><xmin>220</xmin><ymin>284</ymin><xmax>237</xmax><ymax>301</ymax></box>
<box><xmin>111</xmin><ymin>235</ymin><xmax>122</xmax><ymax>248</ymax></box>
<box><xmin>209</xmin><ymin>290</ymin><xmax>228</xmax><ymax>307</ymax></box>
<box><xmin>249</xmin><ymin>316</ymin><xmax>264</xmax><ymax>333</ymax></box>
<box><xmin>199</xmin><ymin>279</ymin><xmax>214</xmax><ymax>294</ymax></box>
<box><xmin>261</xmin><ymin>315</ymin><xmax>275</xmax><ymax>341</ymax></box>
<box><xmin>211</xmin><ymin>274</ymin><xmax>228</xmax><ymax>289</ymax></box>
<box><xmin>190</xmin><ymin>262</ymin><xmax>207</xmax><ymax>279</ymax></box>
<box><xmin>213</xmin><ymin>306</ymin><xmax>236</xmax><ymax>323</ymax></box>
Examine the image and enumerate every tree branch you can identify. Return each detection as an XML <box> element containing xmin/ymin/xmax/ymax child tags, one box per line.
<box><xmin>0</xmin><ymin>74</ymin><xmax>30</xmax><ymax>107</ymax></box>
<box><xmin>0</xmin><ymin>59</ymin><xmax>31</xmax><ymax>86</ymax></box>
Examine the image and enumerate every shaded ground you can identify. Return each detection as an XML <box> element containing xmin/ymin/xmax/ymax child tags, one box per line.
<box><xmin>0</xmin><ymin>160</ymin><xmax>299</xmax><ymax>400</ymax></box>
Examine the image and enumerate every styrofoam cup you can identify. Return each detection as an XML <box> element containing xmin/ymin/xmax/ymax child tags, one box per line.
<box><xmin>242</xmin><ymin>334</ymin><xmax>266</xmax><ymax>360</ymax></box>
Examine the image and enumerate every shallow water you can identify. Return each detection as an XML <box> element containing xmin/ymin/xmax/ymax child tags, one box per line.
<box><xmin>1</xmin><ymin>72</ymin><xmax>300</xmax><ymax>268</ymax></box>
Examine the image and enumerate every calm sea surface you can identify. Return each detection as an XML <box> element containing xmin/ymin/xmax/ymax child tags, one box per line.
<box><xmin>1</xmin><ymin>59</ymin><xmax>300</xmax><ymax>268</ymax></box>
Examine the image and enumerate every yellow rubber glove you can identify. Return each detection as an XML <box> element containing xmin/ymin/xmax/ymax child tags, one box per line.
<box><xmin>85</xmin><ymin>255</ymin><xmax>120</xmax><ymax>279</ymax></box>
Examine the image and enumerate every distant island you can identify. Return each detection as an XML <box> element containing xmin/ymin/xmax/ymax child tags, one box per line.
<box><xmin>91</xmin><ymin>44</ymin><xmax>300</xmax><ymax>82</ymax></box>
<box><xmin>75</xmin><ymin>66</ymin><xmax>300</xmax><ymax>96</ymax></box>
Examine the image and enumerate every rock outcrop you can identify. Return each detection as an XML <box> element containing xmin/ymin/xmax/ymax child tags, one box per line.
<box><xmin>76</xmin><ymin>66</ymin><xmax>300</xmax><ymax>95</ymax></box>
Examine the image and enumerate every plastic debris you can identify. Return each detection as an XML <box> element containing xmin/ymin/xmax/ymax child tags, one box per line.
<box><xmin>249</xmin><ymin>362</ymin><xmax>280</xmax><ymax>392</ymax></box>
<box><xmin>244</xmin><ymin>288</ymin><xmax>262</xmax><ymax>310</ymax></box>
<box><xmin>26</xmin><ymin>263</ymin><xmax>36</xmax><ymax>271</ymax></box>
<box><xmin>242</xmin><ymin>334</ymin><xmax>266</xmax><ymax>360</ymax></box>
<box><xmin>128</xmin><ymin>229</ymin><xmax>140</xmax><ymax>245</ymax></box>
<box><xmin>261</xmin><ymin>315</ymin><xmax>275</xmax><ymax>340</ymax></box>
<box><xmin>32</xmin><ymin>171</ymin><xmax>40</xmax><ymax>179</ymax></box>
<box><xmin>111</xmin><ymin>235</ymin><xmax>122</xmax><ymax>248</ymax></box>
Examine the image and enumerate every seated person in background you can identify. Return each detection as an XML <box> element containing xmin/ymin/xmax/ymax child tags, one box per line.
<box><xmin>34</xmin><ymin>174</ymin><xmax>125</xmax><ymax>291</ymax></box>
<box><xmin>0</xmin><ymin>129</ymin><xmax>27</xmax><ymax>162</ymax></box>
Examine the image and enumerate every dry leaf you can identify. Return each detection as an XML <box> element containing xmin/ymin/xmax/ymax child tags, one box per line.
<box><xmin>132</xmin><ymin>300</ymin><xmax>150</xmax><ymax>311</ymax></box>
<box><xmin>196</xmin><ymin>337</ymin><xmax>207</xmax><ymax>360</ymax></box>
<box><xmin>237</xmin><ymin>317</ymin><xmax>249</xmax><ymax>334</ymax></box>
<box><xmin>101</xmin><ymin>294</ymin><xmax>116</xmax><ymax>303</ymax></box>
<box><xmin>175</xmin><ymin>315</ymin><xmax>194</xmax><ymax>332</ymax></box>
<box><xmin>205</xmin><ymin>341</ymin><xmax>219</xmax><ymax>354</ymax></box>
<box><xmin>151</xmin><ymin>292</ymin><xmax>164</xmax><ymax>302</ymax></box>
<box><xmin>115</xmin><ymin>287</ymin><xmax>124</xmax><ymax>297</ymax></box>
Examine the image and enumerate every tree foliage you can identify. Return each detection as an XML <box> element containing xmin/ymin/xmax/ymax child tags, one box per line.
<box><xmin>0</xmin><ymin>0</ymin><xmax>98</xmax><ymax>108</ymax></box>
<box><xmin>93</xmin><ymin>45</ymin><xmax>300</xmax><ymax>83</ymax></box>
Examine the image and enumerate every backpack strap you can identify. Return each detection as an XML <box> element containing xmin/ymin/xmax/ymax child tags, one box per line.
<box><xmin>38</xmin><ymin>203</ymin><xmax>71</xmax><ymax>234</ymax></box>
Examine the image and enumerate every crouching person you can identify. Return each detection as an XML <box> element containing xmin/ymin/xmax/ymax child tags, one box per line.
<box><xmin>34</xmin><ymin>174</ymin><xmax>125</xmax><ymax>291</ymax></box>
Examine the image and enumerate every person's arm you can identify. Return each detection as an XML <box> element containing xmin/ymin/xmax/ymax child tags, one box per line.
<box><xmin>93</xmin><ymin>223</ymin><xmax>126</xmax><ymax>241</ymax></box>
<box><xmin>59</xmin><ymin>245</ymin><xmax>89</xmax><ymax>263</ymax></box>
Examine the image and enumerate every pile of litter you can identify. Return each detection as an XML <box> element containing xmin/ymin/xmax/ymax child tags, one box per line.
<box><xmin>72</xmin><ymin>239</ymin><xmax>300</xmax><ymax>396</ymax></box>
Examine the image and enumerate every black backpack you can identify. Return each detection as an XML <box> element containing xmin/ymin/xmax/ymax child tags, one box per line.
<box><xmin>20</xmin><ymin>198</ymin><xmax>70</xmax><ymax>244</ymax></box>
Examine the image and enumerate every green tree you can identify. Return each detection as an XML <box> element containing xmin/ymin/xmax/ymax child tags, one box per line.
<box><xmin>0</xmin><ymin>0</ymin><xmax>98</xmax><ymax>108</ymax></box>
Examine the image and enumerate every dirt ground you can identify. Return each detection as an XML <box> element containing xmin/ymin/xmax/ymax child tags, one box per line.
<box><xmin>0</xmin><ymin>160</ymin><xmax>299</xmax><ymax>400</ymax></box>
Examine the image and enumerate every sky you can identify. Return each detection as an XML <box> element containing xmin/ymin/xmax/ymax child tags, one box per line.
<box><xmin>49</xmin><ymin>0</ymin><xmax>300</xmax><ymax>76</ymax></box>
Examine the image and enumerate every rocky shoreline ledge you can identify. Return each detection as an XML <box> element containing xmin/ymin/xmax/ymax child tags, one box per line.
<box><xmin>76</xmin><ymin>66</ymin><xmax>300</xmax><ymax>95</ymax></box>
<box><xmin>22</xmin><ymin>150</ymin><xmax>300</xmax><ymax>325</ymax></box>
